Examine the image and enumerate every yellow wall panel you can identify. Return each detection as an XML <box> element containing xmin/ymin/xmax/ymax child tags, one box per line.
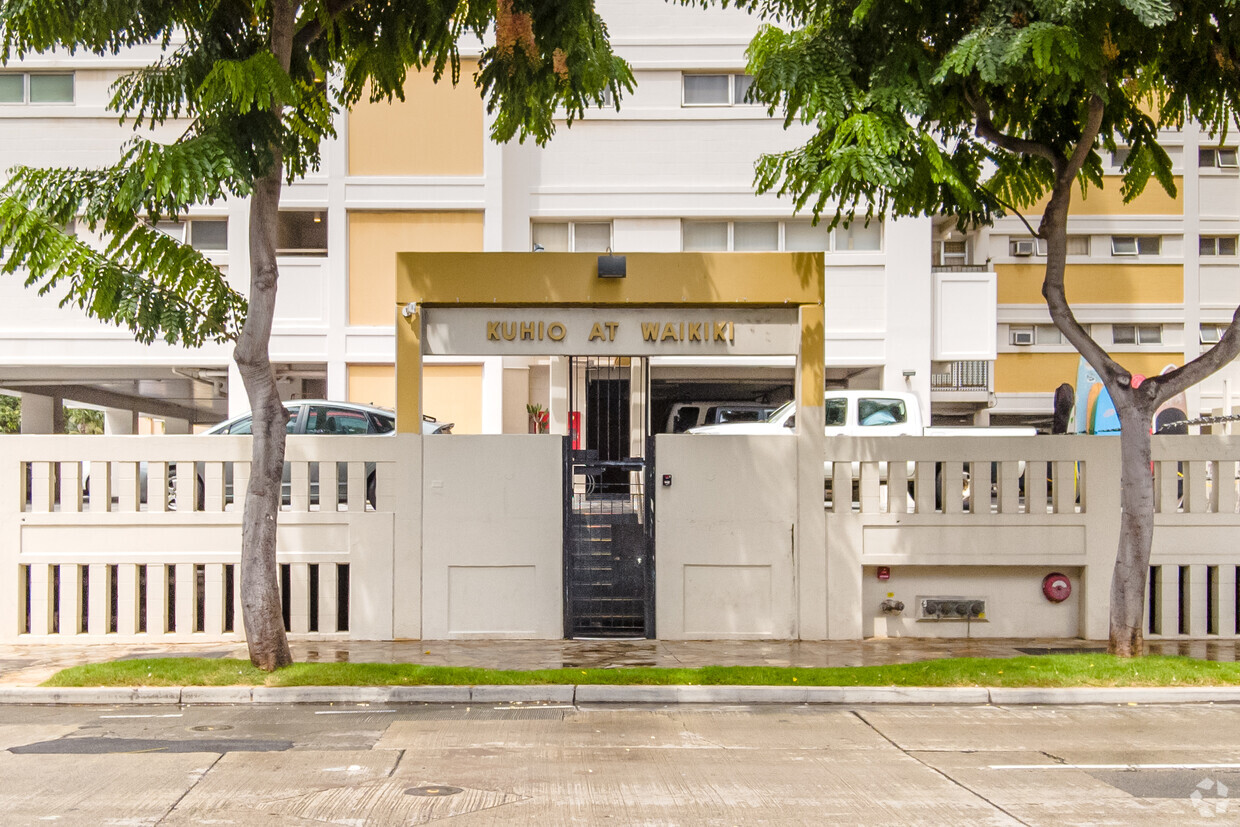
<box><xmin>1028</xmin><ymin>175</ymin><xmax>1182</xmax><ymax>216</ymax></box>
<box><xmin>996</xmin><ymin>263</ymin><xmax>1183</xmax><ymax>305</ymax></box>
<box><xmin>424</xmin><ymin>364</ymin><xmax>484</xmax><ymax>434</ymax></box>
<box><xmin>348</xmin><ymin>364</ymin><xmax>396</xmax><ymax>410</ymax></box>
<box><xmin>347</xmin><ymin>63</ymin><xmax>483</xmax><ymax>176</ymax></box>
<box><xmin>349</xmin><ymin>211</ymin><xmax>484</xmax><ymax>326</ymax></box>
<box><xmin>996</xmin><ymin>352</ymin><xmax>1182</xmax><ymax>393</ymax></box>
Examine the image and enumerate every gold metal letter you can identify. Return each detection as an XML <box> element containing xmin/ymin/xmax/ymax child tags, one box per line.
<box><xmin>487</xmin><ymin>321</ymin><xmax>501</xmax><ymax>341</ymax></box>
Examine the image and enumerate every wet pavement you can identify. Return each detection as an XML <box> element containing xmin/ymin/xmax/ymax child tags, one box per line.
<box><xmin>0</xmin><ymin>636</ymin><xmax>1236</xmax><ymax>686</ymax></box>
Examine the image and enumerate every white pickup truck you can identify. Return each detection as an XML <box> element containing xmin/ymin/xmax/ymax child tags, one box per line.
<box><xmin>688</xmin><ymin>391</ymin><xmax>1035</xmax><ymax>504</ymax></box>
<box><xmin>687</xmin><ymin>390</ymin><xmax>1035</xmax><ymax>439</ymax></box>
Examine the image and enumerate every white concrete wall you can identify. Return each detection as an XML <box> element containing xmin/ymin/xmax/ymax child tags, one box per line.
<box><xmin>862</xmin><ymin>566</ymin><xmax>1083</xmax><ymax>638</ymax></box>
<box><xmin>420</xmin><ymin>435</ymin><xmax>563</xmax><ymax>638</ymax></box>
<box><xmin>655</xmin><ymin>435</ymin><xmax>799</xmax><ymax>639</ymax></box>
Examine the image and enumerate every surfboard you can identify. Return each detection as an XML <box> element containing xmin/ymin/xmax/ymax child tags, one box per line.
<box><xmin>1091</xmin><ymin>385</ymin><xmax>1121</xmax><ymax>435</ymax></box>
<box><xmin>1154</xmin><ymin>363</ymin><xmax>1188</xmax><ymax>435</ymax></box>
<box><xmin>1074</xmin><ymin>356</ymin><xmax>1102</xmax><ymax>434</ymax></box>
<box><xmin>1085</xmin><ymin>382</ymin><xmax>1103</xmax><ymax>434</ymax></box>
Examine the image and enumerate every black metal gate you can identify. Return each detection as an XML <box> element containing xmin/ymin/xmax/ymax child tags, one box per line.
<box><xmin>563</xmin><ymin>357</ymin><xmax>654</xmax><ymax>638</ymax></box>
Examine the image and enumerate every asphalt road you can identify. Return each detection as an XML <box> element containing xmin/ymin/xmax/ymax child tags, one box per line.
<box><xmin>0</xmin><ymin>702</ymin><xmax>1238</xmax><ymax>824</ymax></box>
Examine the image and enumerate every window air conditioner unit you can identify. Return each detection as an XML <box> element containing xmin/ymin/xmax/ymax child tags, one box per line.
<box><xmin>1012</xmin><ymin>239</ymin><xmax>1036</xmax><ymax>257</ymax></box>
<box><xmin>1011</xmin><ymin>329</ymin><xmax>1034</xmax><ymax>346</ymax></box>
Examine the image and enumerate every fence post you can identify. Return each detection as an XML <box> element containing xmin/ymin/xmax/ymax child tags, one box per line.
<box><xmin>391</xmin><ymin>433</ymin><xmax>423</xmax><ymax>639</ymax></box>
<box><xmin>0</xmin><ymin>439</ymin><xmax>21</xmax><ymax>641</ymax></box>
<box><xmin>1080</xmin><ymin>437</ymin><xmax>1121</xmax><ymax>640</ymax></box>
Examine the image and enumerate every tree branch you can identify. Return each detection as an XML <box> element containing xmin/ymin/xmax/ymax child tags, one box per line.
<box><xmin>967</xmin><ymin>89</ymin><xmax>1060</xmax><ymax>165</ymax></box>
<box><xmin>976</xmin><ymin>181</ymin><xmax>1040</xmax><ymax>238</ymax></box>
<box><xmin>1148</xmin><ymin>309</ymin><xmax>1240</xmax><ymax>405</ymax></box>
<box><xmin>293</xmin><ymin>0</ymin><xmax>362</xmax><ymax>51</ymax></box>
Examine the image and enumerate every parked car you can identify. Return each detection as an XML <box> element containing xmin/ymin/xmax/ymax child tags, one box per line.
<box><xmin>181</xmin><ymin>400</ymin><xmax>452</xmax><ymax>508</ymax></box>
<box><xmin>85</xmin><ymin>401</ymin><xmax>451</xmax><ymax>509</ymax></box>
<box><xmin>665</xmin><ymin>401</ymin><xmax>785</xmax><ymax>433</ymax></box>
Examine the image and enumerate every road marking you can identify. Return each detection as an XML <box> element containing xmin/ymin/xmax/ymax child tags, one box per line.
<box><xmin>99</xmin><ymin>714</ymin><xmax>183</xmax><ymax>719</ymax></box>
<box><xmin>314</xmin><ymin>709</ymin><xmax>396</xmax><ymax>715</ymax></box>
<box><xmin>990</xmin><ymin>763</ymin><xmax>1240</xmax><ymax>770</ymax></box>
<box><xmin>494</xmin><ymin>704</ymin><xmax>575</xmax><ymax>710</ymax></box>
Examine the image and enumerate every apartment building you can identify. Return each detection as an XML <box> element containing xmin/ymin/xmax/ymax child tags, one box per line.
<box><xmin>0</xmin><ymin>0</ymin><xmax>1233</xmax><ymax>436</ymax></box>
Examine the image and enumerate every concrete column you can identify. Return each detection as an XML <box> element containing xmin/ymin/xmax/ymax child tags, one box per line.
<box><xmin>798</xmin><ymin>303</ymin><xmax>830</xmax><ymax>640</ymax></box>
<box><xmin>20</xmin><ymin>393</ymin><xmax>61</xmax><ymax>434</ymax></box>
<box><xmin>481</xmin><ymin>356</ymin><xmax>504</xmax><ymax>434</ymax></box>
<box><xmin>103</xmin><ymin>408</ymin><xmax>136</xmax><ymax>435</ymax></box>
<box><xmin>163</xmin><ymin>417</ymin><xmax>190</xmax><ymax>435</ymax></box>
<box><xmin>227</xmin><ymin>362</ymin><xmax>248</xmax><ymax>418</ymax></box>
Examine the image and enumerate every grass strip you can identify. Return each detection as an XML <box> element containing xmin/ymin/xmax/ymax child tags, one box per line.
<box><xmin>41</xmin><ymin>654</ymin><xmax>1240</xmax><ymax>689</ymax></box>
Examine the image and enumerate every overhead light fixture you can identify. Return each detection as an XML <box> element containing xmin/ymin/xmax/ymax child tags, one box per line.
<box><xmin>313</xmin><ymin>211</ymin><xmax>322</xmax><ymax>223</ymax></box>
<box><xmin>597</xmin><ymin>254</ymin><xmax>626</xmax><ymax>278</ymax></box>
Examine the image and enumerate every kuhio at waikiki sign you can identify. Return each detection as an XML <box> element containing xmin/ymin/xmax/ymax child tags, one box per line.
<box><xmin>421</xmin><ymin>307</ymin><xmax>800</xmax><ymax>356</ymax></box>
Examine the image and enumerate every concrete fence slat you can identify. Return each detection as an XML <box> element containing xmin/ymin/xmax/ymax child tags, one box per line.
<box><xmin>28</xmin><ymin>564</ymin><xmax>52</xmax><ymax>636</ymax></box>
<box><xmin>204</xmin><ymin>563</ymin><xmax>225</xmax><ymax>636</ymax></box>
<box><xmin>174</xmin><ymin>562</ymin><xmax>195</xmax><ymax>636</ymax></box>
<box><xmin>116</xmin><ymin>563</ymin><xmax>139</xmax><ymax>636</ymax></box>
<box><xmin>59</xmin><ymin>564</ymin><xmax>82</xmax><ymax>636</ymax></box>
<box><xmin>87</xmin><ymin>563</ymin><xmax>108</xmax><ymax>636</ymax></box>
<box><xmin>146</xmin><ymin>564</ymin><xmax>168</xmax><ymax>635</ymax></box>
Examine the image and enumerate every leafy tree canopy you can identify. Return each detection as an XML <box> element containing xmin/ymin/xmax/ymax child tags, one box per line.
<box><xmin>707</xmin><ymin>0</ymin><xmax>1240</xmax><ymax>231</ymax></box>
<box><xmin>0</xmin><ymin>0</ymin><xmax>632</xmax><ymax>345</ymax></box>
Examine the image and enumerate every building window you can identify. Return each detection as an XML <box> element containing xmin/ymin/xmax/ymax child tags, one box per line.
<box><xmin>1066</xmin><ymin>235</ymin><xmax>1091</xmax><ymax>256</ymax></box>
<box><xmin>938</xmin><ymin>240</ymin><xmax>968</xmax><ymax>266</ymax></box>
<box><xmin>1111</xmin><ymin>148</ymin><xmax>1130</xmax><ymax>168</ymax></box>
<box><xmin>1199</xmin><ymin>147</ymin><xmax>1239</xmax><ymax>169</ymax></box>
<box><xmin>1035</xmin><ymin>324</ymin><xmax>1062</xmax><ymax>344</ymax></box>
<box><xmin>0</xmin><ymin>72</ymin><xmax>74</xmax><ymax>104</ymax></box>
<box><xmin>152</xmin><ymin>218</ymin><xmax>229</xmax><ymax>251</ymax></box>
<box><xmin>532</xmin><ymin>221</ymin><xmax>612</xmax><ymax>252</ymax></box>
<box><xmin>835</xmin><ymin>221</ymin><xmax>881</xmax><ymax>251</ymax></box>
<box><xmin>276</xmin><ymin>210</ymin><xmax>327</xmax><ymax>255</ymax></box>
<box><xmin>1200</xmin><ymin>323</ymin><xmax>1228</xmax><ymax>344</ymax></box>
<box><xmin>682</xmin><ymin>73</ymin><xmax>755</xmax><ymax>106</ymax></box>
<box><xmin>1113</xmin><ymin>324</ymin><xmax>1161</xmax><ymax>345</ymax></box>
<box><xmin>682</xmin><ymin>219</ymin><xmax>834</xmax><ymax>252</ymax></box>
<box><xmin>1111</xmin><ymin>235</ymin><xmax>1160</xmax><ymax>256</ymax></box>
<box><xmin>1200</xmin><ymin>235</ymin><xmax>1238</xmax><ymax>256</ymax></box>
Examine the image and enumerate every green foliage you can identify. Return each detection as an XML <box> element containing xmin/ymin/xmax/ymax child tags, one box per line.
<box><xmin>703</xmin><ymin>0</ymin><xmax>1240</xmax><ymax>230</ymax></box>
<box><xmin>0</xmin><ymin>395</ymin><xmax>17</xmax><ymax>434</ymax></box>
<box><xmin>42</xmin><ymin>654</ymin><xmax>1240</xmax><ymax>688</ymax></box>
<box><xmin>0</xmin><ymin>0</ymin><xmax>633</xmax><ymax>344</ymax></box>
<box><xmin>63</xmin><ymin>407</ymin><xmax>103</xmax><ymax>434</ymax></box>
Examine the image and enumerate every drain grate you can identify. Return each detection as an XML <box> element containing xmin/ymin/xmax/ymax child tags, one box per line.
<box><xmin>190</xmin><ymin>725</ymin><xmax>234</xmax><ymax>732</ymax></box>
<box><xmin>406</xmin><ymin>786</ymin><xmax>463</xmax><ymax>797</ymax></box>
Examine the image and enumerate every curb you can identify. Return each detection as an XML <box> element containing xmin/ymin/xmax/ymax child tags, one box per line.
<box><xmin>4</xmin><ymin>685</ymin><xmax>1240</xmax><ymax>706</ymax></box>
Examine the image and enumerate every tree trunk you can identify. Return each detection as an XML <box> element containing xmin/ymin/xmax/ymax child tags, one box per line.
<box><xmin>235</xmin><ymin>166</ymin><xmax>293</xmax><ymax>671</ymax></box>
<box><xmin>235</xmin><ymin>0</ymin><xmax>296</xmax><ymax>672</ymax></box>
<box><xmin>1108</xmin><ymin>398</ymin><xmax>1156</xmax><ymax>657</ymax></box>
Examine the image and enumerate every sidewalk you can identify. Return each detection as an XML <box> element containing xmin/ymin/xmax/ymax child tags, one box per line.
<box><xmin>1</xmin><ymin>637</ymin><xmax>1238</xmax><ymax>706</ymax></box>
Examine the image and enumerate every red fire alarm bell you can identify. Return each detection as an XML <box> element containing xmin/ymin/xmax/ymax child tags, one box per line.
<box><xmin>1042</xmin><ymin>572</ymin><xmax>1072</xmax><ymax>603</ymax></box>
<box><xmin>877</xmin><ymin>566</ymin><xmax>891</xmax><ymax>581</ymax></box>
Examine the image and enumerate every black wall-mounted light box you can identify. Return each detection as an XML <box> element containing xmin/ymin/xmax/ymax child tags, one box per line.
<box><xmin>597</xmin><ymin>255</ymin><xmax>626</xmax><ymax>278</ymax></box>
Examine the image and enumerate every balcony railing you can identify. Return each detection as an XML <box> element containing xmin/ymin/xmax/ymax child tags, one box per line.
<box><xmin>931</xmin><ymin>360</ymin><xmax>990</xmax><ymax>391</ymax></box>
